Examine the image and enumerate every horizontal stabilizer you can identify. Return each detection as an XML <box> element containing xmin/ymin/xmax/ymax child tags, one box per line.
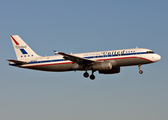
<box><xmin>7</xmin><ymin>59</ymin><xmax>27</xmax><ymax>64</ymax></box>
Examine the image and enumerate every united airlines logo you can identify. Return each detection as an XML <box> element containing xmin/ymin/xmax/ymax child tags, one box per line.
<box><xmin>15</xmin><ymin>45</ymin><xmax>27</xmax><ymax>49</ymax></box>
<box><xmin>101</xmin><ymin>50</ymin><xmax>125</xmax><ymax>55</ymax></box>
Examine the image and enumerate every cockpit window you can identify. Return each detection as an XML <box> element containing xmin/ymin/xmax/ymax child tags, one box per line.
<box><xmin>146</xmin><ymin>51</ymin><xmax>154</xmax><ymax>54</ymax></box>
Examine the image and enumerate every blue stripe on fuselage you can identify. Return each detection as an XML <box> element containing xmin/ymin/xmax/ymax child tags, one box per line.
<box><xmin>26</xmin><ymin>52</ymin><xmax>149</xmax><ymax>65</ymax></box>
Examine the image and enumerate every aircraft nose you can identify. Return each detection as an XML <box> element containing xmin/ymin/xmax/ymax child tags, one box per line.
<box><xmin>153</xmin><ymin>54</ymin><xmax>161</xmax><ymax>62</ymax></box>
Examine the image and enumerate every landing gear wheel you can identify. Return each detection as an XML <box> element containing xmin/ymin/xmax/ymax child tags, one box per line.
<box><xmin>138</xmin><ymin>65</ymin><xmax>143</xmax><ymax>74</ymax></box>
<box><xmin>139</xmin><ymin>70</ymin><xmax>143</xmax><ymax>74</ymax></box>
<box><xmin>90</xmin><ymin>74</ymin><xmax>95</xmax><ymax>80</ymax></box>
<box><xmin>83</xmin><ymin>72</ymin><xmax>89</xmax><ymax>78</ymax></box>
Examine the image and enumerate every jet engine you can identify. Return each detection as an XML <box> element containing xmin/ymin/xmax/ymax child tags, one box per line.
<box><xmin>99</xmin><ymin>67</ymin><xmax>120</xmax><ymax>74</ymax></box>
<box><xmin>92</xmin><ymin>61</ymin><xmax>112</xmax><ymax>70</ymax></box>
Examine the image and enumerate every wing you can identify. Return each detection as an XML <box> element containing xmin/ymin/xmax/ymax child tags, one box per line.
<box><xmin>58</xmin><ymin>52</ymin><xmax>95</xmax><ymax>65</ymax></box>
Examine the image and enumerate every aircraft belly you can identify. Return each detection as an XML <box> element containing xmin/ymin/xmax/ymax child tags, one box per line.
<box><xmin>42</xmin><ymin>64</ymin><xmax>73</xmax><ymax>71</ymax></box>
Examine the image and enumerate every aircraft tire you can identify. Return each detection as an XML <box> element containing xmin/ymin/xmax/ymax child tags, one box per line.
<box><xmin>90</xmin><ymin>74</ymin><xmax>95</xmax><ymax>80</ymax></box>
<box><xmin>83</xmin><ymin>72</ymin><xmax>89</xmax><ymax>78</ymax></box>
<box><xmin>139</xmin><ymin>70</ymin><xmax>143</xmax><ymax>74</ymax></box>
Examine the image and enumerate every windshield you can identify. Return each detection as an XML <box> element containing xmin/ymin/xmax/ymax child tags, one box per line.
<box><xmin>146</xmin><ymin>51</ymin><xmax>154</xmax><ymax>54</ymax></box>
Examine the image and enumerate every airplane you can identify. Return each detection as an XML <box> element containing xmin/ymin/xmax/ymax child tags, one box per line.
<box><xmin>8</xmin><ymin>35</ymin><xmax>161</xmax><ymax>80</ymax></box>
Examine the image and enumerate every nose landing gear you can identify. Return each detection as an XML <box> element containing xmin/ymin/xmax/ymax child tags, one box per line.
<box><xmin>138</xmin><ymin>64</ymin><xmax>143</xmax><ymax>74</ymax></box>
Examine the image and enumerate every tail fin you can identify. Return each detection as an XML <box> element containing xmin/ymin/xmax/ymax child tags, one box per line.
<box><xmin>10</xmin><ymin>35</ymin><xmax>40</xmax><ymax>60</ymax></box>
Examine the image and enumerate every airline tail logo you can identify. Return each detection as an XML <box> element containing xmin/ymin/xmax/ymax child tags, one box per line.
<box><xmin>11</xmin><ymin>35</ymin><xmax>28</xmax><ymax>54</ymax></box>
<box><xmin>11</xmin><ymin>36</ymin><xmax>19</xmax><ymax>45</ymax></box>
<box><xmin>20</xmin><ymin>49</ymin><xmax>28</xmax><ymax>54</ymax></box>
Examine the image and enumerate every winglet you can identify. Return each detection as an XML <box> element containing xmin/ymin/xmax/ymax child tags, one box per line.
<box><xmin>54</xmin><ymin>50</ymin><xmax>58</xmax><ymax>55</ymax></box>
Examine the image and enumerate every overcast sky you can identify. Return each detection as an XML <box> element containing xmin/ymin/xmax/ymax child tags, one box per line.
<box><xmin>0</xmin><ymin>0</ymin><xmax>168</xmax><ymax>120</ymax></box>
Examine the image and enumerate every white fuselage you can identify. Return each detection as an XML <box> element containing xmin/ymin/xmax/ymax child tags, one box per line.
<box><xmin>10</xmin><ymin>48</ymin><xmax>161</xmax><ymax>72</ymax></box>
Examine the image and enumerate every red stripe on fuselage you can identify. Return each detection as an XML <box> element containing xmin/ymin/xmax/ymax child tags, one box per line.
<box><xmin>96</xmin><ymin>56</ymin><xmax>153</xmax><ymax>63</ymax></box>
<box><xmin>139</xmin><ymin>57</ymin><xmax>153</xmax><ymax>62</ymax></box>
<box><xmin>11</xmin><ymin>36</ymin><xmax>19</xmax><ymax>45</ymax></box>
<box><xmin>23</xmin><ymin>61</ymin><xmax>73</xmax><ymax>68</ymax></box>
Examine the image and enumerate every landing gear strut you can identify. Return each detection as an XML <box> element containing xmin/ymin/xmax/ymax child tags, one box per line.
<box><xmin>138</xmin><ymin>64</ymin><xmax>143</xmax><ymax>74</ymax></box>
<box><xmin>90</xmin><ymin>71</ymin><xmax>95</xmax><ymax>80</ymax></box>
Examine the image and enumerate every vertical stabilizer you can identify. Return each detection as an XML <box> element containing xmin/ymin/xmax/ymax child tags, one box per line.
<box><xmin>10</xmin><ymin>35</ymin><xmax>40</xmax><ymax>60</ymax></box>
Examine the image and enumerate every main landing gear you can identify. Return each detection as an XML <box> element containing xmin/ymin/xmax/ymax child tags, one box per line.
<box><xmin>83</xmin><ymin>71</ymin><xmax>95</xmax><ymax>80</ymax></box>
<box><xmin>83</xmin><ymin>71</ymin><xmax>89</xmax><ymax>78</ymax></box>
<box><xmin>138</xmin><ymin>64</ymin><xmax>143</xmax><ymax>74</ymax></box>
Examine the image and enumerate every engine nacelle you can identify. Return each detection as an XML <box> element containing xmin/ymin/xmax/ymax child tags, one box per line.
<box><xmin>99</xmin><ymin>67</ymin><xmax>120</xmax><ymax>74</ymax></box>
<box><xmin>92</xmin><ymin>61</ymin><xmax>112</xmax><ymax>70</ymax></box>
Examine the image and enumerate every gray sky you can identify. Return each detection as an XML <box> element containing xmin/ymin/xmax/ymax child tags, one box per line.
<box><xmin>0</xmin><ymin>0</ymin><xmax>168</xmax><ymax>120</ymax></box>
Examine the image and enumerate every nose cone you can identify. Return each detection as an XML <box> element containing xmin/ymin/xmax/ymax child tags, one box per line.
<box><xmin>153</xmin><ymin>54</ymin><xmax>161</xmax><ymax>62</ymax></box>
